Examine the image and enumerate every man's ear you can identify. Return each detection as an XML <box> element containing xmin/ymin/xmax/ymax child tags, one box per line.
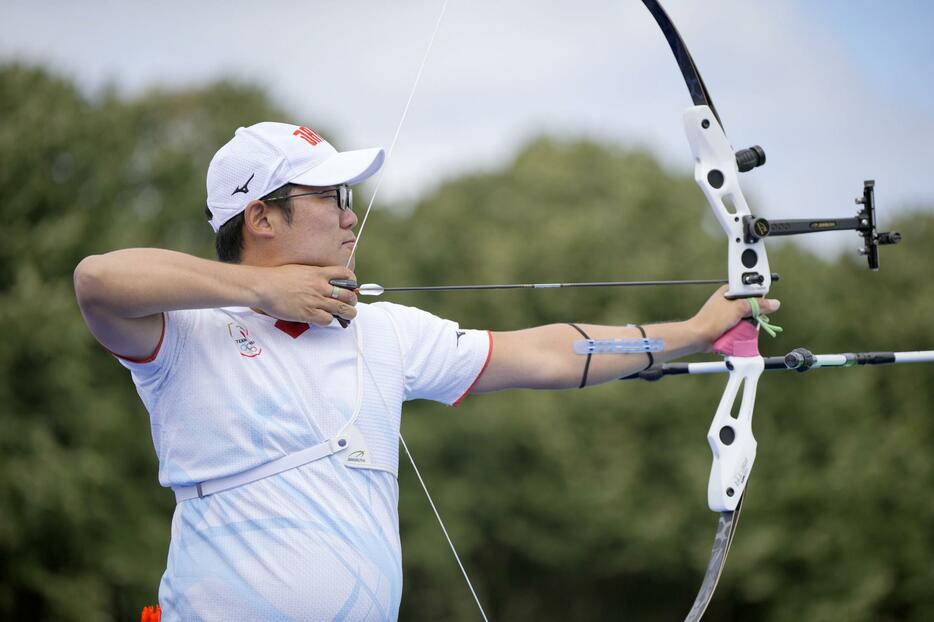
<box><xmin>242</xmin><ymin>200</ymin><xmax>277</xmax><ymax>239</ymax></box>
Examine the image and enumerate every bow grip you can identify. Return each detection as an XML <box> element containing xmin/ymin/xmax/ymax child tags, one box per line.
<box><xmin>713</xmin><ymin>319</ymin><xmax>760</xmax><ymax>357</ymax></box>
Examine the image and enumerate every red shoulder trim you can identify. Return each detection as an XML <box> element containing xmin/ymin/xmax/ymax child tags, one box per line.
<box><xmin>453</xmin><ymin>330</ymin><xmax>493</xmax><ymax>407</ymax></box>
<box><xmin>107</xmin><ymin>313</ymin><xmax>166</xmax><ymax>364</ymax></box>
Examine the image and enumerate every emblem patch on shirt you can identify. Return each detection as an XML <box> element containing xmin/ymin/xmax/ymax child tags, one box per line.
<box><xmin>228</xmin><ymin>322</ymin><xmax>263</xmax><ymax>358</ymax></box>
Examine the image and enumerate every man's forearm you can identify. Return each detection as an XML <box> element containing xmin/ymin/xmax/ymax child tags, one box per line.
<box><xmin>74</xmin><ymin>248</ymin><xmax>263</xmax><ymax>318</ymax></box>
<box><xmin>478</xmin><ymin>321</ymin><xmax>707</xmax><ymax>393</ymax></box>
<box><xmin>563</xmin><ymin>321</ymin><xmax>705</xmax><ymax>386</ymax></box>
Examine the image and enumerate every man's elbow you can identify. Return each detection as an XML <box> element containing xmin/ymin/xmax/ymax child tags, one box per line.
<box><xmin>73</xmin><ymin>255</ymin><xmax>107</xmax><ymax>309</ymax></box>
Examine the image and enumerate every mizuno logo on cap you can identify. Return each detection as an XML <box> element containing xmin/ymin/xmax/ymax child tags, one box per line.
<box><xmin>232</xmin><ymin>172</ymin><xmax>254</xmax><ymax>195</ymax></box>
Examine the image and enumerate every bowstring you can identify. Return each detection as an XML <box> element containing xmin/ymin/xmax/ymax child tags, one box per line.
<box><xmin>346</xmin><ymin>0</ymin><xmax>451</xmax><ymax>269</ymax></box>
<box><xmin>359</xmin><ymin>348</ymin><xmax>490</xmax><ymax>622</ymax></box>
<box><xmin>343</xmin><ymin>1</ymin><xmax>490</xmax><ymax>619</ymax></box>
<box><xmin>399</xmin><ymin>432</ymin><xmax>490</xmax><ymax>621</ymax></box>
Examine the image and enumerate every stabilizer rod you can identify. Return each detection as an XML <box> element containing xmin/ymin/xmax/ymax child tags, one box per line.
<box><xmin>621</xmin><ymin>349</ymin><xmax>934</xmax><ymax>381</ymax></box>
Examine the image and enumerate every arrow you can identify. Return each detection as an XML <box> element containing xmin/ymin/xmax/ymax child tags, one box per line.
<box><xmin>344</xmin><ymin>274</ymin><xmax>781</xmax><ymax>297</ymax></box>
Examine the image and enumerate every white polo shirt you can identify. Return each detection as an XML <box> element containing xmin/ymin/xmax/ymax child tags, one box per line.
<box><xmin>115</xmin><ymin>302</ymin><xmax>491</xmax><ymax>622</ymax></box>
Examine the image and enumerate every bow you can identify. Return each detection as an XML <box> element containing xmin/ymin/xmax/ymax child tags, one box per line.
<box><xmin>638</xmin><ymin>1</ymin><xmax>905</xmax><ymax>618</ymax></box>
<box><xmin>638</xmin><ymin>1</ymin><xmax>771</xmax><ymax>618</ymax></box>
<box><xmin>340</xmin><ymin>1</ymin><xmax>906</xmax><ymax>620</ymax></box>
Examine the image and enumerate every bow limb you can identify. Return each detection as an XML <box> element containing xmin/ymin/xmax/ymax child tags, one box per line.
<box><xmin>684</xmin><ymin>495</ymin><xmax>745</xmax><ymax>622</ymax></box>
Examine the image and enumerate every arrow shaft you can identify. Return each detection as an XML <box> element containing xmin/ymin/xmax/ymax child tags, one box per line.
<box><xmin>364</xmin><ymin>278</ymin><xmax>729</xmax><ymax>295</ymax></box>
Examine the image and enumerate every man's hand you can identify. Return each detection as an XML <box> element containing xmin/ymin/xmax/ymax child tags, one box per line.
<box><xmin>690</xmin><ymin>285</ymin><xmax>781</xmax><ymax>351</ymax></box>
<box><xmin>254</xmin><ymin>265</ymin><xmax>359</xmax><ymax>326</ymax></box>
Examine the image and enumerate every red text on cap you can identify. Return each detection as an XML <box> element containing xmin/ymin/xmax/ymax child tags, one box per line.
<box><xmin>293</xmin><ymin>126</ymin><xmax>323</xmax><ymax>147</ymax></box>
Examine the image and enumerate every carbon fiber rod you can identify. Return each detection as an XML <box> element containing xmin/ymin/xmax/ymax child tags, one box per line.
<box><xmin>359</xmin><ymin>278</ymin><xmax>729</xmax><ymax>295</ymax></box>
<box><xmin>334</xmin><ymin>274</ymin><xmax>781</xmax><ymax>296</ymax></box>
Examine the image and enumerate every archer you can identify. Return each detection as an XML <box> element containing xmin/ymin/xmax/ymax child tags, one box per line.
<box><xmin>73</xmin><ymin>121</ymin><xmax>778</xmax><ymax>621</ymax></box>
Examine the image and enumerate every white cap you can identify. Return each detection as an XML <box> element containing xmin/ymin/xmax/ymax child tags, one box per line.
<box><xmin>205</xmin><ymin>122</ymin><xmax>385</xmax><ymax>232</ymax></box>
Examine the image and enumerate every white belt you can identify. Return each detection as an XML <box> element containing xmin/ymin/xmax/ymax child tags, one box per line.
<box><xmin>173</xmin><ymin>434</ymin><xmax>351</xmax><ymax>502</ymax></box>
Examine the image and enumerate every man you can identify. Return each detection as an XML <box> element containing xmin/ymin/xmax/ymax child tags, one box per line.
<box><xmin>74</xmin><ymin>122</ymin><xmax>778</xmax><ymax>621</ymax></box>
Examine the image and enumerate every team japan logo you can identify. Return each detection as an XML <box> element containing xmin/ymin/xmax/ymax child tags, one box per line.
<box><xmin>227</xmin><ymin>323</ymin><xmax>262</xmax><ymax>358</ymax></box>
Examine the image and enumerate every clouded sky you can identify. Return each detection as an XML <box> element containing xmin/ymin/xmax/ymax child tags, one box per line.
<box><xmin>4</xmin><ymin>0</ymin><xmax>932</xmax><ymax>258</ymax></box>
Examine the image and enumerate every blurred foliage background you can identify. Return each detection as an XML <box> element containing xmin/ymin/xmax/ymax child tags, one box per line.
<box><xmin>1</xmin><ymin>64</ymin><xmax>932</xmax><ymax>621</ymax></box>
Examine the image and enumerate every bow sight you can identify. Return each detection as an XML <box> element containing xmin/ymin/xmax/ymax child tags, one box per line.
<box><xmin>742</xmin><ymin>179</ymin><xmax>901</xmax><ymax>270</ymax></box>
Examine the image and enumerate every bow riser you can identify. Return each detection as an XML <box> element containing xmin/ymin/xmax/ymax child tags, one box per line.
<box><xmin>684</xmin><ymin>106</ymin><xmax>772</xmax><ymax>299</ymax></box>
<box><xmin>705</xmin><ymin>355</ymin><xmax>762</xmax><ymax>512</ymax></box>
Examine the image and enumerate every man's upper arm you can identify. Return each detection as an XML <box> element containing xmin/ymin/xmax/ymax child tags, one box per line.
<box><xmin>74</xmin><ymin>257</ymin><xmax>165</xmax><ymax>361</ymax></box>
<box><xmin>79</xmin><ymin>305</ymin><xmax>164</xmax><ymax>362</ymax></box>
<box><xmin>471</xmin><ymin>329</ymin><xmax>560</xmax><ymax>393</ymax></box>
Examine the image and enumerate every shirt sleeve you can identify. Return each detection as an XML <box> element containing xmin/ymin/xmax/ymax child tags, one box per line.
<box><xmin>372</xmin><ymin>302</ymin><xmax>492</xmax><ymax>406</ymax></box>
<box><xmin>112</xmin><ymin>309</ymin><xmax>198</xmax><ymax>387</ymax></box>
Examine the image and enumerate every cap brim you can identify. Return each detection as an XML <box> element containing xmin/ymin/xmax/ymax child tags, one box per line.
<box><xmin>289</xmin><ymin>147</ymin><xmax>385</xmax><ymax>187</ymax></box>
